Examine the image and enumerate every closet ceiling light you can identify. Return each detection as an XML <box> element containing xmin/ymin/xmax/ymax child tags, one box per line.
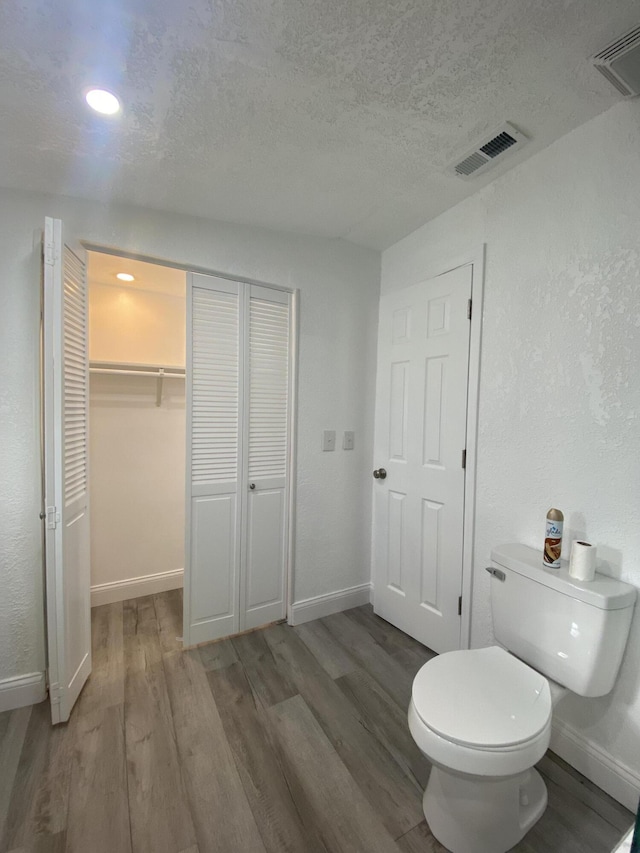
<box><xmin>116</xmin><ymin>272</ymin><xmax>135</xmax><ymax>281</ymax></box>
<box><xmin>85</xmin><ymin>88</ymin><xmax>121</xmax><ymax>115</ymax></box>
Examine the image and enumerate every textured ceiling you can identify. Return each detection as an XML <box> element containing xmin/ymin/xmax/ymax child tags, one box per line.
<box><xmin>0</xmin><ymin>0</ymin><xmax>637</xmax><ymax>249</ymax></box>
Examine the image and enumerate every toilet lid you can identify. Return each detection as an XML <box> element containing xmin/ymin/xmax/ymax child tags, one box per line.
<box><xmin>412</xmin><ymin>646</ymin><xmax>551</xmax><ymax>748</ymax></box>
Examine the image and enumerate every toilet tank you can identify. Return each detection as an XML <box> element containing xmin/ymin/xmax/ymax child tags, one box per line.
<box><xmin>490</xmin><ymin>544</ymin><xmax>636</xmax><ymax>697</ymax></box>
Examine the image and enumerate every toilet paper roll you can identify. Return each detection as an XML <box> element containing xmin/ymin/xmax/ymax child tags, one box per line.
<box><xmin>569</xmin><ymin>540</ymin><xmax>597</xmax><ymax>582</ymax></box>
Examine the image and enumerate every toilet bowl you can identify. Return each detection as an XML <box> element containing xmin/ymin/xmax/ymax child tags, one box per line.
<box><xmin>409</xmin><ymin>646</ymin><xmax>552</xmax><ymax>853</ymax></box>
<box><xmin>407</xmin><ymin>543</ymin><xmax>636</xmax><ymax>853</ymax></box>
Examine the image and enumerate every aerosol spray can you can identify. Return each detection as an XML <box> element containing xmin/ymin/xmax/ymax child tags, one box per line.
<box><xmin>543</xmin><ymin>508</ymin><xmax>564</xmax><ymax>568</ymax></box>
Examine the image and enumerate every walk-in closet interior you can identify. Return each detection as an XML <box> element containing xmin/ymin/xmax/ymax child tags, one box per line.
<box><xmin>88</xmin><ymin>253</ymin><xmax>187</xmax><ymax>606</ymax></box>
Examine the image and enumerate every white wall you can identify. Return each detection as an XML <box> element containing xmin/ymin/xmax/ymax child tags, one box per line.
<box><xmin>382</xmin><ymin>100</ymin><xmax>640</xmax><ymax>807</ymax></box>
<box><xmin>89</xmin><ymin>280</ymin><xmax>186</xmax><ymax>594</ymax></box>
<box><xmin>90</xmin><ymin>280</ymin><xmax>186</xmax><ymax>366</ymax></box>
<box><xmin>0</xmin><ymin>192</ymin><xmax>379</xmax><ymax>686</ymax></box>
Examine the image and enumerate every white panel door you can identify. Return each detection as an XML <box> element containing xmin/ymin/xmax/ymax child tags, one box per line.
<box><xmin>372</xmin><ymin>264</ymin><xmax>472</xmax><ymax>653</ymax></box>
<box><xmin>241</xmin><ymin>286</ymin><xmax>290</xmax><ymax>630</ymax></box>
<box><xmin>184</xmin><ymin>274</ymin><xmax>242</xmax><ymax>645</ymax></box>
<box><xmin>43</xmin><ymin>217</ymin><xmax>92</xmax><ymax>723</ymax></box>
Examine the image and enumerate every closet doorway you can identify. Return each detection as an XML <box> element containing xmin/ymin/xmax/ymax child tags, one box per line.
<box><xmin>88</xmin><ymin>253</ymin><xmax>187</xmax><ymax>610</ymax></box>
<box><xmin>42</xmin><ymin>218</ymin><xmax>295</xmax><ymax>723</ymax></box>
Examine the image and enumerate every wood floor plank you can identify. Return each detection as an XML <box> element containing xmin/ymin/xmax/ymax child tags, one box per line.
<box><xmin>512</xmin><ymin>804</ymin><xmax>586</xmax><ymax>853</ymax></box>
<box><xmin>0</xmin><ymin>709</ymin><xmax>12</xmax><ymax>745</ymax></box>
<box><xmin>231</xmin><ymin>629</ymin><xmax>298</xmax><ymax>708</ymax></box>
<box><xmin>78</xmin><ymin>601</ymin><xmax>124</xmax><ymax>715</ymax></box>
<box><xmin>263</xmin><ymin>623</ymin><xmax>424</xmax><ymax>839</ymax></box>
<box><xmin>391</xmin><ymin>646</ymin><xmax>436</xmax><ymax>678</ymax></box>
<box><xmin>321</xmin><ymin>612</ymin><xmax>415</xmax><ymax>710</ymax></box>
<box><xmin>336</xmin><ymin>667</ymin><xmax>431</xmax><ymax>790</ymax></box>
<box><xmin>538</xmin><ymin>752</ymin><xmax>633</xmax><ymax>832</ymax></box>
<box><xmin>2</xmin><ymin>591</ymin><xmax>630</xmax><ymax>853</ymax></box>
<box><xmin>198</xmin><ymin>638</ymin><xmax>239</xmax><ymax>672</ymax></box>
<box><xmin>123</xmin><ymin>597</ymin><xmax>197</xmax><ymax>853</ymax></box>
<box><xmin>534</xmin><ymin>775</ymin><xmax>627</xmax><ymax>852</ymax></box>
<box><xmin>0</xmin><ymin>701</ymin><xmax>73</xmax><ymax>852</ymax></box>
<box><xmin>7</xmin><ymin>830</ymin><xmax>66</xmax><ymax>853</ymax></box>
<box><xmin>293</xmin><ymin>619</ymin><xmax>357</xmax><ymax>679</ymax></box>
<box><xmin>124</xmin><ymin>595</ymin><xmax>164</xmax><ymax>674</ymax></box>
<box><xmin>66</xmin><ymin>704</ymin><xmax>131</xmax><ymax>853</ymax></box>
<box><xmin>153</xmin><ymin>588</ymin><xmax>184</xmax><ymax>653</ymax></box>
<box><xmin>347</xmin><ymin>606</ymin><xmax>435</xmax><ymax>658</ymax></box>
<box><xmin>162</xmin><ymin>650</ymin><xmax>266</xmax><ymax>853</ymax></box>
<box><xmin>208</xmin><ymin>660</ymin><xmax>326</xmax><ymax>853</ymax></box>
<box><xmin>0</xmin><ymin>706</ymin><xmax>32</xmax><ymax>841</ymax></box>
<box><xmin>268</xmin><ymin>694</ymin><xmax>404</xmax><ymax>853</ymax></box>
<box><xmin>396</xmin><ymin>821</ymin><xmax>448</xmax><ymax>853</ymax></box>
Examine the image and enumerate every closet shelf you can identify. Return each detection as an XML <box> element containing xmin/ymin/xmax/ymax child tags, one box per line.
<box><xmin>89</xmin><ymin>361</ymin><xmax>185</xmax><ymax>406</ymax></box>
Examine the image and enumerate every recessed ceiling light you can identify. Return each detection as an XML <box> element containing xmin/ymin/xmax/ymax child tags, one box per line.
<box><xmin>85</xmin><ymin>88</ymin><xmax>121</xmax><ymax>116</ymax></box>
<box><xmin>116</xmin><ymin>272</ymin><xmax>135</xmax><ymax>282</ymax></box>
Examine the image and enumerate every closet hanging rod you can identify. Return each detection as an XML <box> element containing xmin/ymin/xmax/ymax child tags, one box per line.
<box><xmin>89</xmin><ymin>362</ymin><xmax>185</xmax><ymax>407</ymax></box>
<box><xmin>89</xmin><ymin>367</ymin><xmax>185</xmax><ymax>377</ymax></box>
<box><xmin>89</xmin><ymin>362</ymin><xmax>185</xmax><ymax>378</ymax></box>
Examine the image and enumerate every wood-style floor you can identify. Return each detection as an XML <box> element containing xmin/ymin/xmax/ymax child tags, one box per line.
<box><xmin>0</xmin><ymin>590</ymin><xmax>633</xmax><ymax>853</ymax></box>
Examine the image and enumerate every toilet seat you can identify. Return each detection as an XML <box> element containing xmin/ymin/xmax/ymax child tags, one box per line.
<box><xmin>409</xmin><ymin>646</ymin><xmax>552</xmax><ymax>777</ymax></box>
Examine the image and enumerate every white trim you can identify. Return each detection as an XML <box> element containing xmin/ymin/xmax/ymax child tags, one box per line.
<box><xmin>91</xmin><ymin>568</ymin><xmax>183</xmax><ymax>607</ymax></box>
<box><xmin>286</xmin><ymin>290</ymin><xmax>300</xmax><ymax>626</ymax></box>
<box><xmin>290</xmin><ymin>583</ymin><xmax>372</xmax><ymax>625</ymax></box>
<box><xmin>459</xmin><ymin>244</ymin><xmax>485</xmax><ymax>650</ymax></box>
<box><xmin>0</xmin><ymin>672</ymin><xmax>47</xmax><ymax>712</ymax></box>
<box><xmin>550</xmin><ymin>719</ymin><xmax>640</xmax><ymax>811</ymax></box>
<box><xmin>183</xmin><ymin>272</ymin><xmax>194</xmax><ymax>645</ymax></box>
<box><xmin>83</xmin><ymin>243</ymin><xmax>295</xmax><ymax>294</ymax></box>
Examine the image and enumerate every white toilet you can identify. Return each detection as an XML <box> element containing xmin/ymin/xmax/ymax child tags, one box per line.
<box><xmin>408</xmin><ymin>543</ymin><xmax>636</xmax><ymax>853</ymax></box>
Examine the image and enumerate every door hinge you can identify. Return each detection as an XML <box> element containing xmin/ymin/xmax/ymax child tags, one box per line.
<box><xmin>467</xmin><ymin>298</ymin><xmax>472</xmax><ymax>320</ymax></box>
<box><xmin>458</xmin><ymin>596</ymin><xmax>462</xmax><ymax>616</ymax></box>
<box><xmin>461</xmin><ymin>449</ymin><xmax>467</xmax><ymax>469</ymax></box>
<box><xmin>44</xmin><ymin>240</ymin><xmax>56</xmax><ymax>267</ymax></box>
<box><xmin>46</xmin><ymin>506</ymin><xmax>60</xmax><ymax>529</ymax></box>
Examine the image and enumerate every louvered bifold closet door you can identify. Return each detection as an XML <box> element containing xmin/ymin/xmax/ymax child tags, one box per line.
<box><xmin>241</xmin><ymin>286</ymin><xmax>291</xmax><ymax>630</ymax></box>
<box><xmin>185</xmin><ymin>273</ymin><xmax>242</xmax><ymax>644</ymax></box>
<box><xmin>43</xmin><ymin>217</ymin><xmax>92</xmax><ymax>723</ymax></box>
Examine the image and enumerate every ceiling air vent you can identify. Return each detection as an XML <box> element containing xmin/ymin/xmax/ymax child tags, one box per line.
<box><xmin>592</xmin><ymin>24</ymin><xmax>640</xmax><ymax>97</ymax></box>
<box><xmin>450</xmin><ymin>122</ymin><xmax>528</xmax><ymax>180</ymax></box>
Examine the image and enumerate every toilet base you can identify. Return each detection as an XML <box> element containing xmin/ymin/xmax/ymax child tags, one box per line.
<box><xmin>423</xmin><ymin>764</ymin><xmax>547</xmax><ymax>853</ymax></box>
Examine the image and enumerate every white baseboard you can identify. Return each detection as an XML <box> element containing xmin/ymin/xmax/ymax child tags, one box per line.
<box><xmin>0</xmin><ymin>672</ymin><xmax>47</xmax><ymax>712</ymax></box>
<box><xmin>551</xmin><ymin>719</ymin><xmax>640</xmax><ymax>811</ymax></box>
<box><xmin>91</xmin><ymin>568</ymin><xmax>184</xmax><ymax>607</ymax></box>
<box><xmin>289</xmin><ymin>582</ymin><xmax>372</xmax><ymax>626</ymax></box>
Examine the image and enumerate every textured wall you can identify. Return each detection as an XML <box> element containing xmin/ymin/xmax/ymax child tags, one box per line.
<box><xmin>0</xmin><ymin>209</ymin><xmax>43</xmax><ymax>679</ymax></box>
<box><xmin>382</xmin><ymin>100</ymin><xmax>640</xmax><ymax>797</ymax></box>
<box><xmin>0</xmin><ymin>192</ymin><xmax>379</xmax><ymax>682</ymax></box>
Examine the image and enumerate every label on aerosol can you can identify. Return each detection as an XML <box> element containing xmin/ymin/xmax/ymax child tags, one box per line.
<box><xmin>543</xmin><ymin>508</ymin><xmax>564</xmax><ymax>568</ymax></box>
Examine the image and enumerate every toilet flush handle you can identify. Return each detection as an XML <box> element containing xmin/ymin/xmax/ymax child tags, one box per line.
<box><xmin>485</xmin><ymin>566</ymin><xmax>506</xmax><ymax>581</ymax></box>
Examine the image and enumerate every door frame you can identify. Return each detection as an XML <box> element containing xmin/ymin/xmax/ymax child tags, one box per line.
<box><xmin>372</xmin><ymin>244</ymin><xmax>485</xmax><ymax>651</ymax></box>
<box><xmin>62</xmin><ymin>242</ymin><xmax>299</xmax><ymax>637</ymax></box>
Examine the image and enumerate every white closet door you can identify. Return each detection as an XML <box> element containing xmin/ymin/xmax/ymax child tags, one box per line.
<box><xmin>43</xmin><ymin>217</ymin><xmax>92</xmax><ymax>723</ymax></box>
<box><xmin>241</xmin><ymin>286</ymin><xmax>290</xmax><ymax>630</ymax></box>
<box><xmin>184</xmin><ymin>274</ymin><xmax>242</xmax><ymax>645</ymax></box>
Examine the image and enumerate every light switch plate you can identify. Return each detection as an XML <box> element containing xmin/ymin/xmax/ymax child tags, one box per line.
<box><xmin>343</xmin><ymin>430</ymin><xmax>355</xmax><ymax>450</ymax></box>
<box><xmin>322</xmin><ymin>430</ymin><xmax>336</xmax><ymax>451</ymax></box>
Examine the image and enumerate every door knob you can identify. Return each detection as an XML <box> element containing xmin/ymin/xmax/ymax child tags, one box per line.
<box><xmin>373</xmin><ymin>468</ymin><xmax>387</xmax><ymax>480</ymax></box>
<box><xmin>249</xmin><ymin>483</ymin><xmax>256</xmax><ymax>490</ymax></box>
